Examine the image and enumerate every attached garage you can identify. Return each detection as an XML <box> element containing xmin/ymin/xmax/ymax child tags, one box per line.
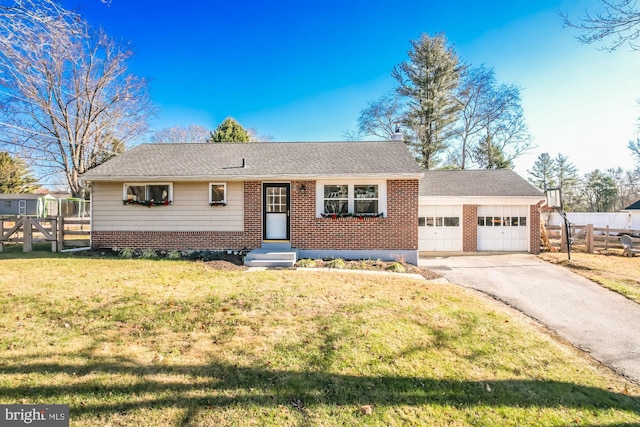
<box><xmin>419</xmin><ymin>170</ymin><xmax>545</xmax><ymax>253</ymax></box>
<box><xmin>418</xmin><ymin>205</ymin><xmax>462</xmax><ymax>251</ymax></box>
<box><xmin>477</xmin><ymin>205</ymin><xmax>529</xmax><ymax>251</ymax></box>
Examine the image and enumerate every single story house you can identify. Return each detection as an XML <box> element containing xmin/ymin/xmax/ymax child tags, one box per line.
<box><xmin>80</xmin><ymin>141</ymin><xmax>424</xmax><ymax>264</ymax></box>
<box><xmin>81</xmin><ymin>142</ymin><xmax>546</xmax><ymax>264</ymax></box>
<box><xmin>419</xmin><ymin>169</ymin><xmax>545</xmax><ymax>253</ymax></box>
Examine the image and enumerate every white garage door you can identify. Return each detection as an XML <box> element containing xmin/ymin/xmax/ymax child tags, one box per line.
<box><xmin>418</xmin><ymin>205</ymin><xmax>462</xmax><ymax>251</ymax></box>
<box><xmin>477</xmin><ymin>205</ymin><xmax>529</xmax><ymax>251</ymax></box>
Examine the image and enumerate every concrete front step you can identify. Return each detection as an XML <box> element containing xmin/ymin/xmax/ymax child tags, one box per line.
<box><xmin>244</xmin><ymin>248</ymin><xmax>298</xmax><ymax>268</ymax></box>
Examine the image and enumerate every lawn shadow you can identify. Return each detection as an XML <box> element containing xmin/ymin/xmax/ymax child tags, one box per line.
<box><xmin>1</xmin><ymin>351</ymin><xmax>639</xmax><ymax>422</ymax></box>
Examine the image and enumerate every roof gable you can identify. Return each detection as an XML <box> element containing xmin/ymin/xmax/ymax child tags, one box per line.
<box><xmin>81</xmin><ymin>141</ymin><xmax>423</xmax><ymax>181</ymax></box>
<box><xmin>625</xmin><ymin>200</ymin><xmax>640</xmax><ymax>210</ymax></box>
<box><xmin>420</xmin><ymin>169</ymin><xmax>544</xmax><ymax>198</ymax></box>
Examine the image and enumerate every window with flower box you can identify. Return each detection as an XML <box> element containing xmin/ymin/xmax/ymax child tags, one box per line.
<box><xmin>123</xmin><ymin>183</ymin><xmax>172</xmax><ymax>206</ymax></box>
<box><xmin>323</xmin><ymin>184</ymin><xmax>348</xmax><ymax>214</ymax></box>
<box><xmin>354</xmin><ymin>184</ymin><xmax>378</xmax><ymax>214</ymax></box>
<box><xmin>317</xmin><ymin>181</ymin><xmax>386</xmax><ymax>218</ymax></box>
<box><xmin>209</xmin><ymin>182</ymin><xmax>227</xmax><ymax>206</ymax></box>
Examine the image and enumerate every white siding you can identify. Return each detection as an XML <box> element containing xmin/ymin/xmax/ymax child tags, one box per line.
<box><xmin>92</xmin><ymin>181</ymin><xmax>244</xmax><ymax>232</ymax></box>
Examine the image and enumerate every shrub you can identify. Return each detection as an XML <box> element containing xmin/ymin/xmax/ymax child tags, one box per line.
<box><xmin>166</xmin><ymin>250</ymin><xmax>182</xmax><ymax>260</ymax></box>
<box><xmin>386</xmin><ymin>262</ymin><xmax>406</xmax><ymax>273</ymax></box>
<box><xmin>141</xmin><ymin>249</ymin><xmax>158</xmax><ymax>259</ymax></box>
<box><xmin>296</xmin><ymin>258</ymin><xmax>316</xmax><ymax>268</ymax></box>
<box><xmin>118</xmin><ymin>247</ymin><xmax>134</xmax><ymax>259</ymax></box>
<box><xmin>325</xmin><ymin>258</ymin><xmax>346</xmax><ymax>269</ymax></box>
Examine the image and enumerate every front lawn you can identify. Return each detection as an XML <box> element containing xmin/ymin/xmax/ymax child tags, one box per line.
<box><xmin>1</xmin><ymin>251</ymin><xmax>639</xmax><ymax>426</ymax></box>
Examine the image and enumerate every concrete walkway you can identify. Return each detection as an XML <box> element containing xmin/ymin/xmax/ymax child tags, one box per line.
<box><xmin>419</xmin><ymin>253</ymin><xmax>640</xmax><ymax>384</ymax></box>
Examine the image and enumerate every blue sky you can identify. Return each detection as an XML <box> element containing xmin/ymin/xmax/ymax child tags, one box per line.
<box><xmin>62</xmin><ymin>0</ymin><xmax>639</xmax><ymax>176</ymax></box>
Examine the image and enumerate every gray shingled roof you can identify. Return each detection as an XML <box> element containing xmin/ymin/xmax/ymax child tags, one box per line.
<box><xmin>0</xmin><ymin>193</ymin><xmax>41</xmax><ymax>200</ymax></box>
<box><xmin>81</xmin><ymin>141</ymin><xmax>423</xmax><ymax>181</ymax></box>
<box><xmin>420</xmin><ymin>169</ymin><xmax>544</xmax><ymax>197</ymax></box>
<box><xmin>624</xmin><ymin>200</ymin><xmax>640</xmax><ymax>210</ymax></box>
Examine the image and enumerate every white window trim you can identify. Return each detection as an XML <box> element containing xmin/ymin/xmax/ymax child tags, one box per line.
<box><xmin>316</xmin><ymin>180</ymin><xmax>387</xmax><ymax>218</ymax></box>
<box><xmin>209</xmin><ymin>182</ymin><xmax>227</xmax><ymax>204</ymax></box>
<box><xmin>123</xmin><ymin>182</ymin><xmax>173</xmax><ymax>203</ymax></box>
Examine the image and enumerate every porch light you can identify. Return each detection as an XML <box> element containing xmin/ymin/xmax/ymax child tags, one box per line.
<box><xmin>299</xmin><ymin>183</ymin><xmax>306</xmax><ymax>194</ymax></box>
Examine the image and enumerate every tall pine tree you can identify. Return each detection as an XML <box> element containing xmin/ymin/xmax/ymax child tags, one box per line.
<box><xmin>528</xmin><ymin>153</ymin><xmax>556</xmax><ymax>191</ymax></box>
<box><xmin>392</xmin><ymin>33</ymin><xmax>463</xmax><ymax>169</ymax></box>
<box><xmin>554</xmin><ymin>153</ymin><xmax>580</xmax><ymax>210</ymax></box>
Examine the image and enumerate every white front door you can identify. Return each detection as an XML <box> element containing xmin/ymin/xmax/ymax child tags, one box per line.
<box><xmin>418</xmin><ymin>205</ymin><xmax>462</xmax><ymax>251</ymax></box>
<box><xmin>477</xmin><ymin>205</ymin><xmax>529</xmax><ymax>251</ymax></box>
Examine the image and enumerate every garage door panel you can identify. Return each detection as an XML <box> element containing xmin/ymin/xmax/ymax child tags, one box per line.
<box><xmin>419</xmin><ymin>205</ymin><xmax>462</xmax><ymax>251</ymax></box>
<box><xmin>477</xmin><ymin>205</ymin><xmax>528</xmax><ymax>251</ymax></box>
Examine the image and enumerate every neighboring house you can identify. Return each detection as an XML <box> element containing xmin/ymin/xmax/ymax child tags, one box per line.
<box><xmin>623</xmin><ymin>200</ymin><xmax>640</xmax><ymax>230</ymax></box>
<box><xmin>0</xmin><ymin>194</ymin><xmax>40</xmax><ymax>216</ymax></box>
<box><xmin>80</xmin><ymin>141</ymin><xmax>424</xmax><ymax>264</ymax></box>
<box><xmin>419</xmin><ymin>170</ymin><xmax>545</xmax><ymax>253</ymax></box>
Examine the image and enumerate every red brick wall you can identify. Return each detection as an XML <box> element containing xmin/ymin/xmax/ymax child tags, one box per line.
<box><xmin>462</xmin><ymin>205</ymin><xmax>478</xmax><ymax>252</ymax></box>
<box><xmin>291</xmin><ymin>180</ymin><xmax>418</xmax><ymax>250</ymax></box>
<box><xmin>92</xmin><ymin>179</ymin><xmax>419</xmax><ymax>251</ymax></box>
<box><xmin>91</xmin><ymin>230</ymin><xmax>252</xmax><ymax>250</ymax></box>
<box><xmin>243</xmin><ymin>181</ymin><xmax>262</xmax><ymax>243</ymax></box>
<box><xmin>529</xmin><ymin>202</ymin><xmax>542</xmax><ymax>254</ymax></box>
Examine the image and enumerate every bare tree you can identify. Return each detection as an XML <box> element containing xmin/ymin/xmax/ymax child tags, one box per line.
<box><xmin>0</xmin><ymin>0</ymin><xmax>154</xmax><ymax>197</ymax></box>
<box><xmin>630</xmin><ymin>138</ymin><xmax>640</xmax><ymax>160</ymax></box>
<box><xmin>246</xmin><ymin>127</ymin><xmax>274</xmax><ymax>142</ymax></box>
<box><xmin>357</xmin><ymin>93</ymin><xmax>404</xmax><ymax>141</ymax></box>
<box><xmin>606</xmin><ymin>167</ymin><xmax>640</xmax><ymax>209</ymax></box>
<box><xmin>341</xmin><ymin>129</ymin><xmax>360</xmax><ymax>141</ymax></box>
<box><xmin>450</xmin><ymin>66</ymin><xmax>493</xmax><ymax>169</ymax></box>
<box><xmin>450</xmin><ymin>66</ymin><xmax>532</xmax><ymax>169</ymax></box>
<box><xmin>561</xmin><ymin>0</ymin><xmax>640</xmax><ymax>51</ymax></box>
<box><xmin>470</xmin><ymin>80</ymin><xmax>532</xmax><ymax>169</ymax></box>
<box><xmin>151</xmin><ymin>124</ymin><xmax>210</xmax><ymax>143</ymax></box>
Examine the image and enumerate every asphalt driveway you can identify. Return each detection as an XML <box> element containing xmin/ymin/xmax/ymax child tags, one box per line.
<box><xmin>419</xmin><ymin>253</ymin><xmax>640</xmax><ymax>384</ymax></box>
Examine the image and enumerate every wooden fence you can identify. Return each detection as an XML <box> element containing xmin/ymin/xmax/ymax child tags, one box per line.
<box><xmin>545</xmin><ymin>224</ymin><xmax>640</xmax><ymax>254</ymax></box>
<box><xmin>0</xmin><ymin>216</ymin><xmax>90</xmax><ymax>252</ymax></box>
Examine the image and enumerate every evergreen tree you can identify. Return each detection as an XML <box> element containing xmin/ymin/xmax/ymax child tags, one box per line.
<box><xmin>528</xmin><ymin>152</ymin><xmax>556</xmax><ymax>191</ymax></box>
<box><xmin>473</xmin><ymin>136</ymin><xmax>513</xmax><ymax>169</ymax></box>
<box><xmin>582</xmin><ymin>169</ymin><xmax>618</xmax><ymax>212</ymax></box>
<box><xmin>392</xmin><ymin>33</ymin><xmax>464</xmax><ymax>169</ymax></box>
<box><xmin>554</xmin><ymin>153</ymin><xmax>580</xmax><ymax>210</ymax></box>
<box><xmin>208</xmin><ymin>118</ymin><xmax>250</xmax><ymax>143</ymax></box>
<box><xmin>0</xmin><ymin>152</ymin><xmax>38</xmax><ymax>193</ymax></box>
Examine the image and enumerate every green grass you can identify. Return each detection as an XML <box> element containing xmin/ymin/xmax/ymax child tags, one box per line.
<box><xmin>1</xmin><ymin>246</ymin><xmax>639</xmax><ymax>426</ymax></box>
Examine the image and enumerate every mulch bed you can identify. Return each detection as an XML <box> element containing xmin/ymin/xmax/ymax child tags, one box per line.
<box><xmin>203</xmin><ymin>255</ymin><xmax>442</xmax><ymax>280</ymax></box>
